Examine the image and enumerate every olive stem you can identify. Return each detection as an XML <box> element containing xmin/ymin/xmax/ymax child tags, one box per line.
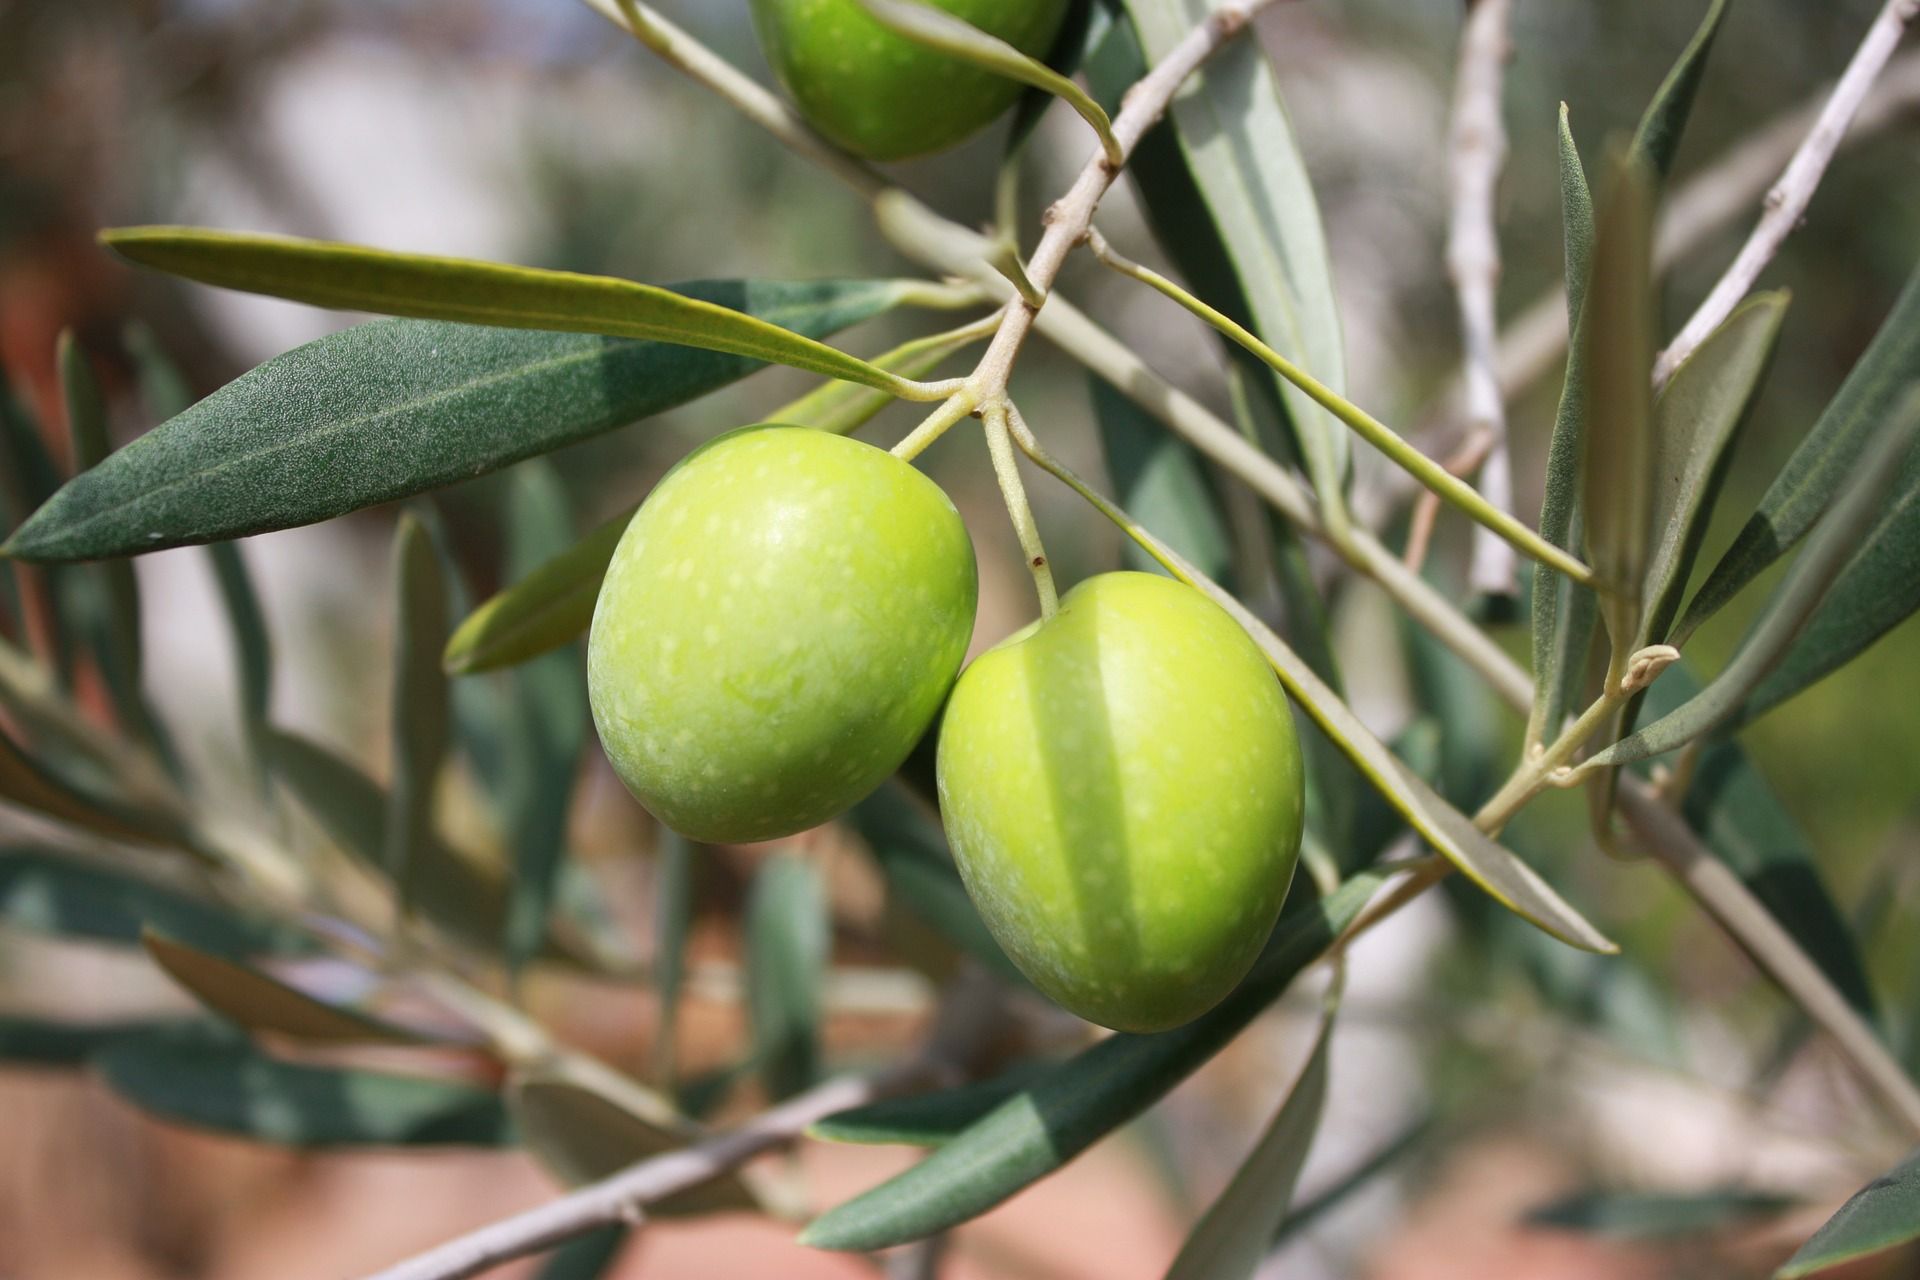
<box><xmin>983</xmin><ymin>401</ymin><xmax>1059</xmax><ymax>619</ymax></box>
<box><xmin>891</xmin><ymin>391</ymin><xmax>977</xmax><ymax>462</ymax></box>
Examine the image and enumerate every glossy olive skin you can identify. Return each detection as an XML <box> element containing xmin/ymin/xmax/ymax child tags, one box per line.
<box><xmin>937</xmin><ymin>572</ymin><xmax>1304</xmax><ymax>1032</ymax></box>
<box><xmin>588</xmin><ymin>427</ymin><xmax>977</xmax><ymax>843</ymax></box>
<box><xmin>749</xmin><ymin>0</ymin><xmax>1073</xmax><ymax>161</ymax></box>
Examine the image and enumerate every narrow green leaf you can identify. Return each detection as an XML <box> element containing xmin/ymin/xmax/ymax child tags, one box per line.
<box><xmin>123</xmin><ymin>322</ymin><xmax>196</xmax><ymax>421</ymax></box>
<box><xmin>1592</xmin><ymin>394</ymin><xmax>1920</xmax><ymax>768</ymax></box>
<box><xmin>142</xmin><ymin>931</ymin><xmax>433</xmax><ymax>1045</ymax></box>
<box><xmin>1091</xmin><ymin>374</ymin><xmax>1232</xmax><ymax>582</ymax></box>
<box><xmin>769</xmin><ymin>322</ymin><xmax>989</xmax><ymax>438</ymax></box>
<box><xmin>1529</xmin><ymin>105</ymin><xmax>1601</xmax><ymax>746</ymax></box>
<box><xmin>4</xmin><ymin>282</ymin><xmax>905</xmax><ymax>563</ymax></box>
<box><xmin>0</xmin><ymin>847</ymin><xmax>302</xmax><ymax>953</ymax></box>
<box><xmin>1005</xmin><ymin>0</ymin><xmax>1103</xmax><ymax>156</ymax></box>
<box><xmin>1271</xmin><ymin>1116</ymin><xmax>1435</xmax><ymax>1248</ymax></box>
<box><xmin>1104</xmin><ymin>4</ymin><xmax>1350</xmax><ymax>527</ymax></box>
<box><xmin>535</xmin><ymin>1228</ymin><xmax>627</xmax><ymax>1280</ymax></box>
<box><xmin>499</xmin><ymin>465</ymin><xmax>589</xmax><ymax>972</ymax></box>
<box><xmin>266</xmin><ymin>729</ymin><xmax>510</xmax><ymax>953</ymax></box>
<box><xmin>1638</xmin><ymin>292</ymin><xmax>1790</xmax><ymax>648</ymax></box>
<box><xmin>1679</xmin><ymin>261</ymin><xmax>1920</xmax><ymax>642</ymax></box>
<box><xmin>1580</xmin><ymin>152</ymin><xmax>1657</xmax><ymax>675</ymax></box>
<box><xmin>509</xmin><ymin>1072</ymin><xmax>757</xmax><ymax>1217</ymax></box>
<box><xmin>206</xmin><ymin>540</ymin><xmax>272</xmax><ymax>780</ymax></box>
<box><xmin>812</xmin><ymin>1063</ymin><xmax>1053</xmax><ymax>1147</ymax></box>
<box><xmin>104</xmin><ymin>227</ymin><xmax>910</xmax><ymax>393</ymax></box>
<box><xmin>800</xmin><ymin>873</ymin><xmax>1386</xmax><ymax>1252</ymax></box>
<box><xmin>1528</xmin><ymin>1188</ymin><xmax>1793</xmax><ymax>1240</ymax></box>
<box><xmin>1626</xmin><ymin>0</ymin><xmax>1733</xmax><ymax>183</ymax></box>
<box><xmin>856</xmin><ymin>0</ymin><xmax>1120</xmax><ymax>163</ymax></box>
<box><xmin>94</xmin><ymin>1026</ymin><xmax>513</xmax><ymax>1148</ymax></box>
<box><xmin>1163</xmin><ymin>1013</ymin><xmax>1332</xmax><ymax>1280</ymax></box>
<box><xmin>0</xmin><ymin>1015</ymin><xmax>203</xmax><ymax>1067</ymax></box>
<box><xmin>445</xmin><ymin>506</ymin><xmax>631</xmax><ymax>676</ymax></box>
<box><xmin>1735</xmin><ymin>442</ymin><xmax>1920</xmax><ymax>723</ymax></box>
<box><xmin>847</xmin><ymin>783</ymin><xmax>1024</xmax><ymax>985</ymax></box>
<box><xmin>746</xmin><ymin>854</ymin><xmax>829</xmax><ymax>1102</ymax></box>
<box><xmin>1777</xmin><ymin>1148</ymin><xmax>1920</xmax><ymax>1277</ymax></box>
<box><xmin>387</xmin><ymin>514</ymin><xmax>451</xmax><ymax>907</ymax></box>
<box><xmin>0</xmin><ymin>719</ymin><xmax>190</xmax><ymax>848</ymax></box>
<box><xmin>652</xmin><ymin>827</ymin><xmax>694</xmax><ymax>1082</ymax></box>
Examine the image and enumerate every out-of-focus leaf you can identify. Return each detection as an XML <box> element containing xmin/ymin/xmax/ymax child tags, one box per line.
<box><xmin>0</xmin><ymin>1015</ymin><xmax>203</xmax><ymax>1067</ymax></box>
<box><xmin>1777</xmin><ymin>1148</ymin><xmax>1920</xmax><ymax>1278</ymax></box>
<box><xmin>1163</xmin><ymin>1013</ymin><xmax>1332</xmax><ymax>1280</ymax></box>
<box><xmin>652</xmin><ymin>827</ymin><xmax>694</xmax><ymax>1081</ymax></box>
<box><xmin>746</xmin><ymin>854</ymin><xmax>828</xmax><ymax>1102</ymax></box>
<box><xmin>142</xmin><ymin>931</ymin><xmax>432</xmax><ymax>1045</ymax></box>
<box><xmin>1678</xmin><ymin>261</ymin><xmax>1920</xmax><ymax>643</ymax></box>
<box><xmin>94</xmin><ymin>1026</ymin><xmax>513</xmax><ymax>1148</ymax></box>
<box><xmin>1271</xmin><ymin>1116</ymin><xmax>1435</xmax><ymax>1247</ymax></box>
<box><xmin>103</xmin><ymin>228</ymin><xmax>910</xmax><ymax>392</ymax></box>
<box><xmin>1638</xmin><ymin>293</ymin><xmax>1789</xmax><ymax>647</ymax></box>
<box><xmin>1404</xmin><ymin>601</ymin><xmax>1506</xmax><ymax>812</ymax></box>
<box><xmin>1530</xmin><ymin>105</ymin><xmax>1601</xmax><ymax>747</ymax></box>
<box><xmin>769</xmin><ymin>322</ymin><xmax>984</xmax><ymax>438</ymax></box>
<box><xmin>1627</xmin><ymin>0</ymin><xmax>1732</xmax><ymax>183</ymax></box>
<box><xmin>124</xmin><ymin>323</ymin><xmax>196</xmax><ymax>421</ymax></box>
<box><xmin>847</xmin><ymin>783</ymin><xmax>1023</xmax><ymax>985</ymax></box>
<box><xmin>4</xmin><ymin>284</ymin><xmax>906</xmax><ymax>563</ymax></box>
<box><xmin>1091</xmin><ymin>374</ymin><xmax>1232</xmax><ymax>582</ymax></box>
<box><xmin>1103</xmin><ymin>3</ymin><xmax>1349</xmax><ymax>527</ymax></box>
<box><xmin>1580</xmin><ymin>152</ymin><xmax>1656</xmax><ymax>674</ymax></box>
<box><xmin>0</xmin><ymin>719</ymin><xmax>190</xmax><ymax>848</ymax></box>
<box><xmin>535</xmin><ymin>1228</ymin><xmax>627</xmax><ymax>1280</ymax></box>
<box><xmin>799</xmin><ymin>872</ymin><xmax>1386</xmax><ymax>1252</ymax></box>
<box><xmin>265</xmin><ymin>729</ymin><xmax>508</xmax><ymax>952</ymax></box>
<box><xmin>386</xmin><ymin>514</ymin><xmax>451</xmax><ymax>908</ymax></box>
<box><xmin>1734</xmin><ymin>441</ymin><xmax>1920</xmax><ymax>724</ymax></box>
<box><xmin>205</xmin><ymin>540</ymin><xmax>272</xmax><ymax>781</ymax></box>
<box><xmin>1593</xmin><ymin>396</ymin><xmax>1920</xmax><ymax>768</ymax></box>
<box><xmin>498</xmin><ymin>464</ymin><xmax>588</xmax><ymax>972</ymax></box>
<box><xmin>509</xmin><ymin>1071</ymin><xmax>756</xmax><ymax>1217</ymax></box>
<box><xmin>1528</xmin><ymin>1188</ymin><xmax>1794</xmax><ymax>1240</ymax></box>
<box><xmin>856</xmin><ymin>0</ymin><xmax>1117</xmax><ymax>158</ymax></box>
<box><xmin>812</xmin><ymin>1063</ymin><xmax>1053</xmax><ymax>1147</ymax></box>
<box><xmin>444</xmin><ymin>506</ymin><xmax>631</xmax><ymax>675</ymax></box>
<box><xmin>0</xmin><ymin>848</ymin><xmax>302</xmax><ymax>953</ymax></box>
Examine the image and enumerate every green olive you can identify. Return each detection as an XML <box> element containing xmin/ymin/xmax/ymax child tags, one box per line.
<box><xmin>588</xmin><ymin>426</ymin><xmax>977</xmax><ymax>843</ymax></box>
<box><xmin>749</xmin><ymin>0</ymin><xmax>1074</xmax><ymax>161</ymax></box>
<box><xmin>937</xmin><ymin>572</ymin><xmax>1305</xmax><ymax>1032</ymax></box>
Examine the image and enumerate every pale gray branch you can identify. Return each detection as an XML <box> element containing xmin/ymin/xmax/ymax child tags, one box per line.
<box><xmin>1445</xmin><ymin>0</ymin><xmax>1519</xmax><ymax>596</ymax></box>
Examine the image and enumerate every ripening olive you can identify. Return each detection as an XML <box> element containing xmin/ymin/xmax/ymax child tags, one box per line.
<box><xmin>937</xmin><ymin>572</ymin><xmax>1305</xmax><ymax>1032</ymax></box>
<box><xmin>588</xmin><ymin>426</ymin><xmax>977</xmax><ymax>843</ymax></box>
<box><xmin>749</xmin><ymin>0</ymin><xmax>1074</xmax><ymax>161</ymax></box>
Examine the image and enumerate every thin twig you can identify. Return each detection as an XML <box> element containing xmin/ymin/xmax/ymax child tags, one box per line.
<box><xmin>1445</xmin><ymin>0</ymin><xmax>1519</xmax><ymax>595</ymax></box>
<box><xmin>1654</xmin><ymin>0</ymin><xmax>1919</xmax><ymax>385</ymax></box>
<box><xmin>1402</xmin><ymin>425</ymin><xmax>1494</xmax><ymax>573</ymax></box>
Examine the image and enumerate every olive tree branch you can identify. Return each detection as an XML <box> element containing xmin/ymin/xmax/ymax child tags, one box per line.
<box><xmin>1444</xmin><ymin>0</ymin><xmax>1519</xmax><ymax>596</ymax></box>
<box><xmin>1653</xmin><ymin>0</ymin><xmax>1918</xmax><ymax>385</ymax></box>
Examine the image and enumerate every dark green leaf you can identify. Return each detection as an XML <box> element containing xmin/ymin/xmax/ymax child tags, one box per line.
<box><xmin>94</xmin><ymin>1026</ymin><xmax>513</xmax><ymax>1148</ymax></box>
<box><xmin>387</xmin><ymin>514</ymin><xmax>451</xmax><ymax>906</ymax></box>
<box><xmin>1777</xmin><ymin>1148</ymin><xmax>1920</xmax><ymax>1278</ymax></box>
<box><xmin>1005</xmin><ymin>0</ymin><xmax>1101</xmax><ymax>156</ymax></box>
<box><xmin>535</xmin><ymin>1228</ymin><xmax>627</xmax><ymax>1280</ymax></box>
<box><xmin>1091</xmin><ymin>374</ymin><xmax>1232</xmax><ymax>583</ymax></box>
<box><xmin>206</xmin><ymin>540</ymin><xmax>272</xmax><ymax>783</ymax></box>
<box><xmin>509</xmin><ymin>1071</ymin><xmax>756</xmax><ymax>1216</ymax></box>
<box><xmin>1528</xmin><ymin>1188</ymin><xmax>1793</xmax><ymax>1240</ymax></box>
<box><xmin>799</xmin><ymin>872</ymin><xmax>1386</xmax><ymax>1252</ymax></box>
<box><xmin>142</xmin><ymin>931</ymin><xmax>434</xmax><ymax>1045</ymax></box>
<box><xmin>0</xmin><ymin>847</ymin><xmax>302</xmax><ymax>953</ymax></box>
<box><xmin>103</xmin><ymin>228</ymin><xmax>909</xmax><ymax>392</ymax></box>
<box><xmin>444</xmin><ymin>504</ymin><xmax>631</xmax><ymax>675</ymax></box>
<box><xmin>652</xmin><ymin>827</ymin><xmax>693</xmax><ymax>1081</ymax></box>
<box><xmin>1678</xmin><ymin>260</ymin><xmax>1920</xmax><ymax>642</ymax></box>
<box><xmin>0</xmin><ymin>719</ymin><xmax>191</xmax><ymax>848</ymax></box>
<box><xmin>812</xmin><ymin>1063</ymin><xmax>1053</xmax><ymax>1147</ymax></box>
<box><xmin>1626</xmin><ymin>0</ymin><xmax>1733</xmax><ymax>183</ymax></box>
<box><xmin>0</xmin><ymin>1015</ymin><xmax>203</xmax><ymax>1067</ymax></box>
<box><xmin>746</xmin><ymin>854</ymin><xmax>828</xmax><ymax>1102</ymax></box>
<box><xmin>847</xmin><ymin>783</ymin><xmax>1023</xmax><ymax>985</ymax></box>
<box><xmin>5</xmin><ymin>281</ymin><xmax>905</xmax><ymax>563</ymax></box>
<box><xmin>123</xmin><ymin>323</ymin><xmax>197</xmax><ymax>422</ymax></box>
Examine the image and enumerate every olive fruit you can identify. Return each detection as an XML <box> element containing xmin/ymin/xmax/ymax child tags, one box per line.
<box><xmin>936</xmin><ymin>572</ymin><xmax>1304</xmax><ymax>1032</ymax></box>
<box><xmin>588</xmin><ymin>426</ymin><xmax>977</xmax><ymax>843</ymax></box>
<box><xmin>749</xmin><ymin>0</ymin><xmax>1074</xmax><ymax>161</ymax></box>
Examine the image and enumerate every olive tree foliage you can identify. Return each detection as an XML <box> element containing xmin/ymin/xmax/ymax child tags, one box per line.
<box><xmin>2</xmin><ymin>1</ymin><xmax>1919</xmax><ymax>1278</ymax></box>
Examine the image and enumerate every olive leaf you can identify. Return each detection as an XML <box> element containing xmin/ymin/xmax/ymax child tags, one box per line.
<box><xmin>1090</xmin><ymin>374</ymin><xmax>1233</xmax><ymax>584</ymax></box>
<box><xmin>535</xmin><ymin>1228</ymin><xmax>627</xmax><ymax>1280</ymax></box>
<box><xmin>811</xmin><ymin>1062</ymin><xmax>1053</xmax><ymax>1148</ymax></box>
<box><xmin>0</xmin><ymin>1015</ymin><xmax>205</xmax><ymax>1067</ymax></box>
<box><xmin>387</xmin><ymin>514</ymin><xmax>452</xmax><ymax>909</ymax></box>
<box><xmin>101</xmin><ymin>227</ymin><xmax>915</xmax><ymax>393</ymax></box>
<box><xmin>444</xmin><ymin>506</ymin><xmax>632</xmax><ymax>676</ymax></box>
<box><xmin>1628</xmin><ymin>0</ymin><xmax>1733</xmax><ymax>185</ymax></box>
<box><xmin>3</xmin><ymin>282</ymin><xmax>907</xmax><ymax>563</ymax></box>
<box><xmin>0</xmin><ymin>848</ymin><xmax>303</xmax><ymax>954</ymax></box>
<box><xmin>746</xmin><ymin>854</ymin><xmax>829</xmax><ymax>1102</ymax></box>
<box><xmin>651</xmin><ymin>827</ymin><xmax>694</xmax><ymax>1081</ymax></box>
<box><xmin>1527</xmin><ymin>1188</ymin><xmax>1794</xmax><ymax>1240</ymax></box>
<box><xmin>206</xmin><ymin>540</ymin><xmax>273</xmax><ymax>782</ymax></box>
<box><xmin>855</xmin><ymin>0</ymin><xmax>1120</xmax><ymax>162</ymax></box>
<box><xmin>142</xmin><ymin>931</ymin><xmax>437</xmax><ymax>1046</ymax></box>
<box><xmin>0</xmin><ymin>718</ymin><xmax>191</xmax><ymax>849</ymax></box>
<box><xmin>800</xmin><ymin>872</ymin><xmax>1386</xmax><ymax>1251</ymax></box>
<box><xmin>1776</xmin><ymin>1147</ymin><xmax>1920</xmax><ymax>1279</ymax></box>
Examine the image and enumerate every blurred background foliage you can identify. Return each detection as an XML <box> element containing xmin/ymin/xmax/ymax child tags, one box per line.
<box><xmin>2</xmin><ymin>0</ymin><xmax>1918</xmax><ymax>1277</ymax></box>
